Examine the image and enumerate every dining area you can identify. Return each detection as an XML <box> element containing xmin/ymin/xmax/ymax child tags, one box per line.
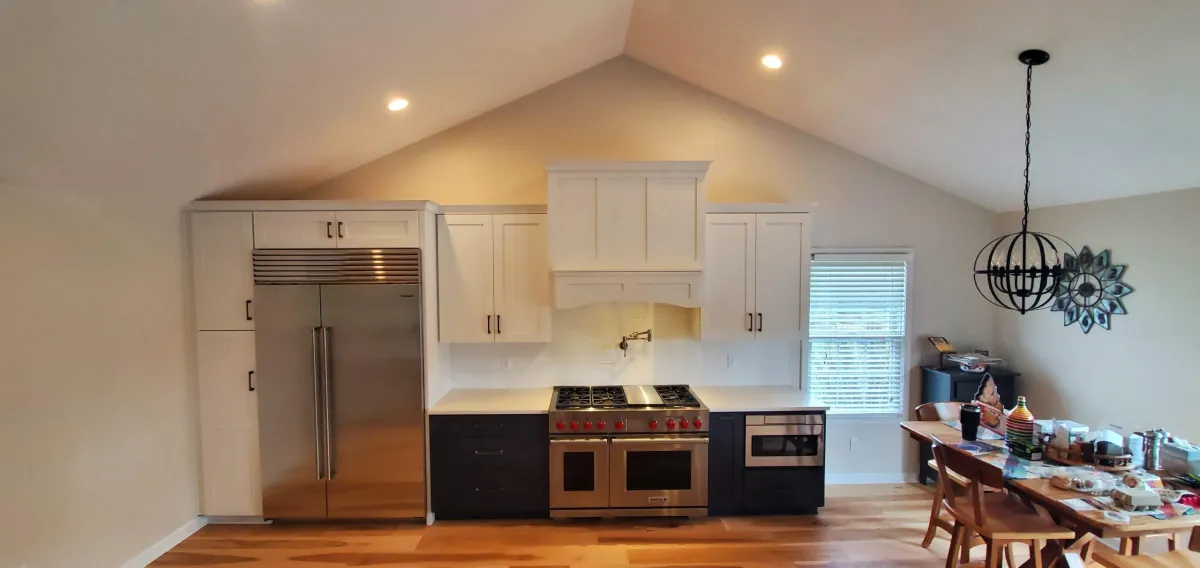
<box><xmin>903</xmin><ymin>401</ymin><xmax>1200</xmax><ymax>568</ymax></box>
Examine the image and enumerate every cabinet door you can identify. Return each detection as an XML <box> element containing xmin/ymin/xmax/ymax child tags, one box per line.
<box><xmin>437</xmin><ymin>215</ymin><xmax>496</xmax><ymax>343</ymax></box>
<box><xmin>196</xmin><ymin>331</ymin><xmax>261</xmax><ymax>516</ymax></box>
<box><xmin>703</xmin><ymin>214</ymin><xmax>756</xmax><ymax>341</ymax></box>
<box><xmin>754</xmin><ymin>214</ymin><xmax>809</xmax><ymax>340</ymax></box>
<box><xmin>492</xmin><ymin>214</ymin><xmax>550</xmax><ymax>343</ymax></box>
<box><xmin>253</xmin><ymin>211</ymin><xmax>336</xmax><ymax>249</ymax></box>
<box><xmin>334</xmin><ymin>211</ymin><xmax>420</xmax><ymax>249</ymax></box>
<box><xmin>707</xmin><ymin>413</ymin><xmax>743</xmax><ymax>515</ymax></box>
<box><xmin>191</xmin><ymin>212</ymin><xmax>254</xmax><ymax>331</ymax></box>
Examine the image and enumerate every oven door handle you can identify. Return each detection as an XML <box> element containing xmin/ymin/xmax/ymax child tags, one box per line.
<box><xmin>610</xmin><ymin>437</ymin><xmax>709</xmax><ymax>444</ymax></box>
<box><xmin>550</xmin><ymin>438</ymin><xmax>609</xmax><ymax>445</ymax></box>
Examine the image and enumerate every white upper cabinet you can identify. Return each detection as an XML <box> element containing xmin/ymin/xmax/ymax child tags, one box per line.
<box><xmin>253</xmin><ymin>211</ymin><xmax>337</xmax><ymax>249</ymax></box>
<box><xmin>492</xmin><ymin>215</ymin><xmax>551</xmax><ymax>343</ymax></box>
<box><xmin>332</xmin><ymin>210</ymin><xmax>420</xmax><ymax>248</ymax></box>
<box><xmin>547</xmin><ymin>162</ymin><xmax>709</xmax><ymax>272</ymax></box>
<box><xmin>191</xmin><ymin>212</ymin><xmax>255</xmax><ymax>331</ymax></box>
<box><xmin>253</xmin><ymin>211</ymin><xmax>420</xmax><ymax>249</ymax></box>
<box><xmin>196</xmin><ymin>330</ymin><xmax>261</xmax><ymax>516</ymax></box>
<box><xmin>704</xmin><ymin>212</ymin><xmax>811</xmax><ymax>341</ymax></box>
<box><xmin>438</xmin><ymin>214</ymin><xmax>551</xmax><ymax>343</ymax></box>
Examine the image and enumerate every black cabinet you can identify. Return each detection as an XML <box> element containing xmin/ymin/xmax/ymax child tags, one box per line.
<box><xmin>707</xmin><ymin>411</ymin><xmax>825</xmax><ymax>516</ymax></box>
<box><xmin>430</xmin><ymin>414</ymin><xmax>549</xmax><ymax>519</ymax></box>
<box><xmin>918</xmin><ymin>366</ymin><xmax>1021</xmax><ymax>485</ymax></box>
<box><xmin>707</xmin><ymin>412</ymin><xmax>744</xmax><ymax>515</ymax></box>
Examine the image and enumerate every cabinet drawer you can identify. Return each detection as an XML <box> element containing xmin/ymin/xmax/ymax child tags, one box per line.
<box><xmin>431</xmin><ymin>436</ymin><xmax>547</xmax><ymax>469</ymax></box>
<box><xmin>431</xmin><ymin>466</ymin><xmax>549</xmax><ymax>519</ymax></box>
<box><xmin>742</xmin><ymin>468</ymin><xmax>824</xmax><ymax>514</ymax></box>
<box><xmin>430</xmin><ymin>414</ymin><xmax>546</xmax><ymax>439</ymax></box>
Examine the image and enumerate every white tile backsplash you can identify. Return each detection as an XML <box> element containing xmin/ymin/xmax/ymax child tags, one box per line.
<box><xmin>450</xmin><ymin>303</ymin><xmax>801</xmax><ymax>388</ymax></box>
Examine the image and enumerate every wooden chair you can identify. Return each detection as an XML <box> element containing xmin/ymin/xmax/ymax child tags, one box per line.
<box><xmin>917</xmin><ymin>402</ymin><xmax>968</xmax><ymax>550</ymax></box>
<box><xmin>916</xmin><ymin>401</ymin><xmax>965</xmax><ymax>422</ymax></box>
<box><xmin>1090</xmin><ymin>527</ymin><xmax>1200</xmax><ymax>567</ymax></box>
<box><xmin>933</xmin><ymin>440</ymin><xmax>1076</xmax><ymax>568</ymax></box>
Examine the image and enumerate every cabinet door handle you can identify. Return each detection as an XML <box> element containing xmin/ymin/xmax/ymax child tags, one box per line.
<box><xmin>757</xmin><ymin>313</ymin><xmax>763</xmax><ymax>332</ymax></box>
<box><xmin>496</xmin><ymin>314</ymin><xmax>501</xmax><ymax>335</ymax></box>
<box><xmin>337</xmin><ymin>221</ymin><xmax>344</xmax><ymax>239</ymax></box>
<box><xmin>487</xmin><ymin>315</ymin><xmax>492</xmax><ymax>334</ymax></box>
<box><xmin>248</xmin><ymin>370</ymin><xmax>256</xmax><ymax>392</ymax></box>
<box><xmin>326</xmin><ymin>222</ymin><xmax>333</xmax><ymax>239</ymax></box>
<box><xmin>473</xmin><ymin>450</ymin><xmax>505</xmax><ymax>456</ymax></box>
<box><xmin>748</xmin><ymin>313</ymin><xmax>753</xmax><ymax>332</ymax></box>
<box><xmin>245</xmin><ymin>300</ymin><xmax>253</xmax><ymax>321</ymax></box>
<box><xmin>475</xmin><ymin>487</ymin><xmax>505</xmax><ymax>493</ymax></box>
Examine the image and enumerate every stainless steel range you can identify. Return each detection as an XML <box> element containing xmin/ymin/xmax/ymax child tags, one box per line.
<box><xmin>548</xmin><ymin>385</ymin><xmax>709</xmax><ymax>518</ymax></box>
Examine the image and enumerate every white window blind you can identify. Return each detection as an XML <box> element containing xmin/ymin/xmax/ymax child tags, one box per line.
<box><xmin>808</xmin><ymin>255</ymin><xmax>908</xmax><ymax>415</ymax></box>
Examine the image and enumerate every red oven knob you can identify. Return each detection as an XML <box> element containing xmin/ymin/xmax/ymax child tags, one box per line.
<box><xmin>570</xmin><ymin>421</ymin><xmax>579</xmax><ymax>431</ymax></box>
<box><xmin>679</xmin><ymin>419</ymin><xmax>689</xmax><ymax>429</ymax></box>
<box><xmin>583</xmin><ymin>420</ymin><xmax>592</xmax><ymax>430</ymax></box>
<box><xmin>615</xmin><ymin>421</ymin><xmax>626</xmax><ymax>430</ymax></box>
<box><xmin>666</xmin><ymin>419</ymin><xmax>676</xmax><ymax>430</ymax></box>
<box><xmin>692</xmin><ymin>418</ymin><xmax>703</xmax><ymax>429</ymax></box>
<box><xmin>597</xmin><ymin>420</ymin><xmax>606</xmax><ymax>430</ymax></box>
<box><xmin>555</xmin><ymin>421</ymin><xmax>565</xmax><ymax>431</ymax></box>
<box><xmin>648</xmin><ymin>419</ymin><xmax>659</xmax><ymax>430</ymax></box>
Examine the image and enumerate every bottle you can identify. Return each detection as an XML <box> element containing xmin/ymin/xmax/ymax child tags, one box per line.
<box><xmin>1006</xmin><ymin>396</ymin><xmax>1036</xmax><ymax>449</ymax></box>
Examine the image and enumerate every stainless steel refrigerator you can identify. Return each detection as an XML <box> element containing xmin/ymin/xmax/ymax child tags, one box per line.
<box><xmin>252</xmin><ymin>248</ymin><xmax>424</xmax><ymax>519</ymax></box>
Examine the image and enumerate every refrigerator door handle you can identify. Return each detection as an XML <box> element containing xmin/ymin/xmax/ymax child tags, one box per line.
<box><xmin>322</xmin><ymin>326</ymin><xmax>334</xmax><ymax>480</ymax></box>
<box><xmin>311</xmin><ymin>327</ymin><xmax>324</xmax><ymax>480</ymax></box>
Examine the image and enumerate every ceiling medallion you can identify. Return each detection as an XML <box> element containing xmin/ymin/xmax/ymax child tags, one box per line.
<box><xmin>1051</xmin><ymin>246</ymin><xmax>1134</xmax><ymax>333</ymax></box>
<box><xmin>973</xmin><ymin>49</ymin><xmax>1076</xmax><ymax>314</ymax></box>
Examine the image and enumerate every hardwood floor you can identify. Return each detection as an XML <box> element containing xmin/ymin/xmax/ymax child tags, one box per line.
<box><xmin>152</xmin><ymin>484</ymin><xmax>1021</xmax><ymax>567</ymax></box>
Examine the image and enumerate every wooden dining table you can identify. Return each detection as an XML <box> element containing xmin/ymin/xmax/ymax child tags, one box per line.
<box><xmin>901</xmin><ymin>420</ymin><xmax>1200</xmax><ymax>566</ymax></box>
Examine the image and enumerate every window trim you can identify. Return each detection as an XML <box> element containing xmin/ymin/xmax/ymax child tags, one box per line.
<box><xmin>806</xmin><ymin>248</ymin><xmax>914</xmax><ymax>417</ymax></box>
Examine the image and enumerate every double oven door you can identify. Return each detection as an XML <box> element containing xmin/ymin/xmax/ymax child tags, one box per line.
<box><xmin>550</xmin><ymin>436</ymin><xmax>708</xmax><ymax>512</ymax></box>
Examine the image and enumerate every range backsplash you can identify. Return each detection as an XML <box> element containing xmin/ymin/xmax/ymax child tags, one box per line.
<box><xmin>449</xmin><ymin>303</ymin><xmax>802</xmax><ymax>388</ymax></box>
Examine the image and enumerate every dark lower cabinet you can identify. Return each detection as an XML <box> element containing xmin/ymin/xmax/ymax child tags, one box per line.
<box><xmin>707</xmin><ymin>411</ymin><xmax>825</xmax><ymax>516</ymax></box>
<box><xmin>430</xmin><ymin>414</ymin><xmax>549</xmax><ymax>519</ymax></box>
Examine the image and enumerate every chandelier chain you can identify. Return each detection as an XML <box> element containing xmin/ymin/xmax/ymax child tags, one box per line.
<box><xmin>1022</xmin><ymin>63</ymin><xmax>1033</xmax><ymax>231</ymax></box>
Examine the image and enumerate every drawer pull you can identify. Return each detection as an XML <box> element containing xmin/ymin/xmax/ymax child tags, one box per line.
<box><xmin>475</xmin><ymin>487</ymin><xmax>505</xmax><ymax>493</ymax></box>
<box><xmin>473</xmin><ymin>450</ymin><xmax>505</xmax><ymax>456</ymax></box>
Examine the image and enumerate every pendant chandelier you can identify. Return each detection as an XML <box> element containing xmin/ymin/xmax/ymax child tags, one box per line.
<box><xmin>974</xmin><ymin>49</ymin><xmax>1075</xmax><ymax>314</ymax></box>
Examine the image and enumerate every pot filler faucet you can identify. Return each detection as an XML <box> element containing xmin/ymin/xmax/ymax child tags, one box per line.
<box><xmin>618</xmin><ymin>329</ymin><xmax>652</xmax><ymax>357</ymax></box>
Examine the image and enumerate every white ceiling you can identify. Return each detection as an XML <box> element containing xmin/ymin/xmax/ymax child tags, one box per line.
<box><xmin>0</xmin><ymin>0</ymin><xmax>632</xmax><ymax>205</ymax></box>
<box><xmin>3</xmin><ymin>0</ymin><xmax>1199</xmax><ymax>211</ymax></box>
<box><xmin>626</xmin><ymin>0</ymin><xmax>1200</xmax><ymax>211</ymax></box>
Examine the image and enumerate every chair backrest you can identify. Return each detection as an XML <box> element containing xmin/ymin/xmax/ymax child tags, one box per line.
<box><xmin>915</xmin><ymin>401</ymin><xmax>963</xmax><ymax>421</ymax></box>
<box><xmin>932</xmin><ymin>438</ymin><xmax>1006</xmax><ymax>528</ymax></box>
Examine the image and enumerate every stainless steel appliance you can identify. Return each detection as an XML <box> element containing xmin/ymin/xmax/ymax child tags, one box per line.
<box><xmin>253</xmin><ymin>248</ymin><xmax>425</xmax><ymax>519</ymax></box>
<box><xmin>744</xmin><ymin>414</ymin><xmax>825</xmax><ymax>468</ymax></box>
<box><xmin>548</xmin><ymin>385</ymin><xmax>709</xmax><ymax>518</ymax></box>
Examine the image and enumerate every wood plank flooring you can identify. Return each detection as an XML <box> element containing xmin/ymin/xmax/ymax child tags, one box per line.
<box><xmin>151</xmin><ymin>484</ymin><xmax>1020</xmax><ymax>567</ymax></box>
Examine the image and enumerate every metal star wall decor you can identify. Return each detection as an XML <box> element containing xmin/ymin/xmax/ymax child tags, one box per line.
<box><xmin>1051</xmin><ymin>246</ymin><xmax>1134</xmax><ymax>333</ymax></box>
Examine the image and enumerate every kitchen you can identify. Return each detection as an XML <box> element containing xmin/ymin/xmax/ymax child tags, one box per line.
<box><xmin>192</xmin><ymin>161</ymin><xmax>831</xmax><ymax>524</ymax></box>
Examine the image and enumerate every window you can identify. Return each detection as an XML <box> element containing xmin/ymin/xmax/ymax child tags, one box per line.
<box><xmin>807</xmin><ymin>254</ymin><xmax>909</xmax><ymax>415</ymax></box>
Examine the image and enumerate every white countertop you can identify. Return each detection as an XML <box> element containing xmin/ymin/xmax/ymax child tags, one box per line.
<box><xmin>429</xmin><ymin>388</ymin><xmax>553</xmax><ymax>415</ymax></box>
<box><xmin>692</xmin><ymin>386</ymin><xmax>829</xmax><ymax>412</ymax></box>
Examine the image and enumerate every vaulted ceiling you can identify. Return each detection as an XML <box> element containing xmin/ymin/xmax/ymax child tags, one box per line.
<box><xmin>3</xmin><ymin>0</ymin><xmax>1199</xmax><ymax>211</ymax></box>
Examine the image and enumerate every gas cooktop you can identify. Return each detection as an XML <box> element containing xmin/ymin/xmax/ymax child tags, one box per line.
<box><xmin>552</xmin><ymin>385</ymin><xmax>703</xmax><ymax>410</ymax></box>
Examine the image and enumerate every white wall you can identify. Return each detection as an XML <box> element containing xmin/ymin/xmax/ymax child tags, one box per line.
<box><xmin>0</xmin><ymin>183</ymin><xmax>199</xmax><ymax>567</ymax></box>
<box><xmin>301</xmin><ymin>56</ymin><xmax>999</xmax><ymax>480</ymax></box>
<box><xmin>995</xmin><ymin>187</ymin><xmax>1200</xmax><ymax>442</ymax></box>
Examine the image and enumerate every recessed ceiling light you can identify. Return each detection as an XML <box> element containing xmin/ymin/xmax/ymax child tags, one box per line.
<box><xmin>387</xmin><ymin>98</ymin><xmax>409</xmax><ymax>112</ymax></box>
<box><xmin>761</xmin><ymin>54</ymin><xmax>783</xmax><ymax>69</ymax></box>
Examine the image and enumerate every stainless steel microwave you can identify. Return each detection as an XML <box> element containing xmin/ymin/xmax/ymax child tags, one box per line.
<box><xmin>744</xmin><ymin>414</ymin><xmax>824</xmax><ymax>468</ymax></box>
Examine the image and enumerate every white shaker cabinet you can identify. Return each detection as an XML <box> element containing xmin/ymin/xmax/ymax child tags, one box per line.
<box><xmin>253</xmin><ymin>211</ymin><xmax>420</xmax><ymax>249</ymax></box>
<box><xmin>704</xmin><ymin>213</ymin><xmax>810</xmax><ymax>341</ymax></box>
<box><xmin>437</xmin><ymin>214</ymin><xmax>550</xmax><ymax>343</ymax></box>
<box><xmin>191</xmin><ymin>212</ymin><xmax>255</xmax><ymax>331</ymax></box>
<box><xmin>196</xmin><ymin>331</ymin><xmax>261</xmax><ymax>516</ymax></box>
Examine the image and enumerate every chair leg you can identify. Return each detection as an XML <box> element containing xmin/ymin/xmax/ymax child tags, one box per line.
<box><xmin>1004</xmin><ymin>543</ymin><xmax>1016</xmax><ymax>568</ymax></box>
<box><xmin>984</xmin><ymin>540</ymin><xmax>1003</xmax><ymax>568</ymax></box>
<box><xmin>1120</xmin><ymin>537</ymin><xmax>1135</xmax><ymax>555</ymax></box>
<box><xmin>961</xmin><ymin>529</ymin><xmax>974</xmax><ymax>563</ymax></box>
<box><xmin>923</xmin><ymin>482</ymin><xmax>944</xmax><ymax>548</ymax></box>
<box><xmin>946</xmin><ymin>522</ymin><xmax>965</xmax><ymax>568</ymax></box>
<box><xmin>1031</xmin><ymin>539</ymin><xmax>1045</xmax><ymax>568</ymax></box>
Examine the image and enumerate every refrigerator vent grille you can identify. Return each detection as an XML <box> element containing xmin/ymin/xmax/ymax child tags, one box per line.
<box><xmin>253</xmin><ymin>248</ymin><xmax>420</xmax><ymax>284</ymax></box>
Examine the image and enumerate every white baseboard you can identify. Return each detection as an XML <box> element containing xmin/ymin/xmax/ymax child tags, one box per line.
<box><xmin>120</xmin><ymin>516</ymin><xmax>207</xmax><ymax>568</ymax></box>
<box><xmin>827</xmin><ymin>473</ymin><xmax>916</xmax><ymax>485</ymax></box>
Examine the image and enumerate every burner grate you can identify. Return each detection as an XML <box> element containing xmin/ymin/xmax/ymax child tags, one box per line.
<box><xmin>654</xmin><ymin>384</ymin><xmax>700</xmax><ymax>407</ymax></box>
